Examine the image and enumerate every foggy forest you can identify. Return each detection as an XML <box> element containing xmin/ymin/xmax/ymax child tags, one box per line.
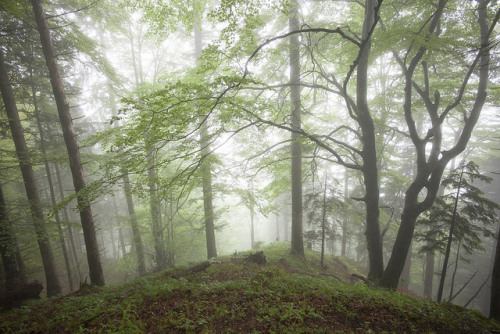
<box><xmin>1</xmin><ymin>0</ymin><xmax>500</xmax><ymax>332</ymax></box>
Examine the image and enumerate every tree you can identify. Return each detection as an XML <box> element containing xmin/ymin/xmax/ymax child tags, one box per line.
<box><xmin>30</xmin><ymin>0</ymin><xmax>104</xmax><ymax>286</ymax></box>
<box><xmin>0</xmin><ymin>50</ymin><xmax>62</xmax><ymax>296</ymax></box>
<box><xmin>289</xmin><ymin>0</ymin><xmax>305</xmax><ymax>257</ymax></box>
<box><xmin>380</xmin><ymin>0</ymin><xmax>500</xmax><ymax>289</ymax></box>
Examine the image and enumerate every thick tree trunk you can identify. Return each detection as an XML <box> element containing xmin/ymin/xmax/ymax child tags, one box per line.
<box><xmin>289</xmin><ymin>0</ymin><xmax>304</xmax><ymax>257</ymax></box>
<box><xmin>0</xmin><ymin>185</ymin><xmax>21</xmax><ymax>292</ymax></box>
<box><xmin>400</xmin><ymin>242</ymin><xmax>412</xmax><ymax>289</ymax></box>
<box><xmin>122</xmin><ymin>173</ymin><xmax>147</xmax><ymax>274</ymax></box>
<box><xmin>194</xmin><ymin>18</ymin><xmax>217</xmax><ymax>259</ymax></box>
<box><xmin>31</xmin><ymin>0</ymin><xmax>104</xmax><ymax>286</ymax></box>
<box><xmin>0</xmin><ymin>50</ymin><xmax>62</xmax><ymax>296</ymax></box>
<box><xmin>357</xmin><ymin>0</ymin><xmax>383</xmax><ymax>280</ymax></box>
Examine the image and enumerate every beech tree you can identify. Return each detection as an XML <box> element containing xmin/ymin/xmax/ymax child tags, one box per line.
<box><xmin>380</xmin><ymin>0</ymin><xmax>500</xmax><ymax>289</ymax></box>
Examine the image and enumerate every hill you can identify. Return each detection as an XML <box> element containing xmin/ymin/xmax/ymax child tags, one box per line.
<box><xmin>1</xmin><ymin>242</ymin><xmax>498</xmax><ymax>333</ymax></box>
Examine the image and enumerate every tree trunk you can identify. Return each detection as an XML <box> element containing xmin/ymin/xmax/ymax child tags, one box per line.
<box><xmin>0</xmin><ymin>185</ymin><xmax>21</xmax><ymax>292</ymax></box>
<box><xmin>0</xmin><ymin>50</ymin><xmax>62</xmax><ymax>296</ymax></box>
<box><xmin>54</xmin><ymin>162</ymin><xmax>83</xmax><ymax>283</ymax></box>
<box><xmin>423</xmin><ymin>242</ymin><xmax>435</xmax><ymax>299</ymax></box>
<box><xmin>194</xmin><ymin>18</ymin><xmax>217</xmax><ymax>259</ymax></box>
<box><xmin>400</xmin><ymin>241</ymin><xmax>412</xmax><ymax>289</ymax></box>
<box><xmin>289</xmin><ymin>0</ymin><xmax>304</xmax><ymax>257</ymax></box>
<box><xmin>437</xmin><ymin>168</ymin><xmax>463</xmax><ymax>302</ymax></box>
<box><xmin>321</xmin><ymin>174</ymin><xmax>327</xmax><ymax>268</ymax></box>
<box><xmin>123</xmin><ymin>173</ymin><xmax>147</xmax><ymax>274</ymax></box>
<box><xmin>490</xmin><ymin>224</ymin><xmax>500</xmax><ymax>320</ymax></box>
<box><xmin>357</xmin><ymin>0</ymin><xmax>383</xmax><ymax>280</ymax></box>
<box><xmin>30</xmin><ymin>0</ymin><xmax>104</xmax><ymax>286</ymax></box>
<box><xmin>148</xmin><ymin>154</ymin><xmax>166</xmax><ymax>269</ymax></box>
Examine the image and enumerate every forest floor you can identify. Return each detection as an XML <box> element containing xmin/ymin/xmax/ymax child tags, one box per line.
<box><xmin>1</xmin><ymin>242</ymin><xmax>499</xmax><ymax>333</ymax></box>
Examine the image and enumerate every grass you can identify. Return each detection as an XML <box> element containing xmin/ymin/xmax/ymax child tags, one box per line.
<box><xmin>1</xmin><ymin>242</ymin><xmax>499</xmax><ymax>333</ymax></box>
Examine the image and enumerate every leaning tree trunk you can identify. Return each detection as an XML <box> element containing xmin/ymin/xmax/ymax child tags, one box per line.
<box><xmin>194</xmin><ymin>18</ymin><xmax>217</xmax><ymax>259</ymax></box>
<box><xmin>0</xmin><ymin>184</ymin><xmax>21</xmax><ymax>292</ymax></box>
<box><xmin>289</xmin><ymin>0</ymin><xmax>304</xmax><ymax>257</ymax></box>
<box><xmin>30</xmin><ymin>0</ymin><xmax>104</xmax><ymax>286</ymax></box>
<box><xmin>0</xmin><ymin>50</ymin><xmax>62</xmax><ymax>296</ymax></box>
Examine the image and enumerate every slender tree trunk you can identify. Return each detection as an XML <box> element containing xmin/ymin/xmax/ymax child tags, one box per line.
<box><xmin>194</xmin><ymin>18</ymin><xmax>217</xmax><ymax>259</ymax></box>
<box><xmin>31</xmin><ymin>0</ymin><xmax>104</xmax><ymax>286</ymax></box>
<box><xmin>423</xmin><ymin>242</ymin><xmax>435</xmax><ymax>299</ymax></box>
<box><xmin>490</xmin><ymin>224</ymin><xmax>500</xmax><ymax>320</ymax></box>
<box><xmin>0</xmin><ymin>50</ymin><xmax>62</xmax><ymax>296</ymax></box>
<box><xmin>54</xmin><ymin>162</ymin><xmax>82</xmax><ymax>283</ymax></box>
<box><xmin>342</xmin><ymin>169</ymin><xmax>349</xmax><ymax>257</ymax></box>
<box><xmin>289</xmin><ymin>0</ymin><xmax>304</xmax><ymax>257</ymax></box>
<box><xmin>437</xmin><ymin>168</ymin><xmax>464</xmax><ymax>302</ymax></box>
<box><xmin>320</xmin><ymin>174</ymin><xmax>327</xmax><ymax>268</ymax></box>
<box><xmin>0</xmin><ymin>185</ymin><xmax>21</xmax><ymax>292</ymax></box>
<box><xmin>448</xmin><ymin>242</ymin><xmax>462</xmax><ymax>301</ymax></box>
<box><xmin>122</xmin><ymin>174</ymin><xmax>146</xmax><ymax>274</ymax></box>
<box><xmin>148</xmin><ymin>154</ymin><xmax>166</xmax><ymax>269</ymax></box>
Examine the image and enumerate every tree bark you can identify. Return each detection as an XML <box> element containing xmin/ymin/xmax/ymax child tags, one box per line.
<box><xmin>122</xmin><ymin>173</ymin><xmax>146</xmax><ymax>274</ymax></box>
<box><xmin>55</xmin><ymin>162</ymin><xmax>82</xmax><ymax>284</ymax></box>
<box><xmin>423</xmin><ymin>242</ymin><xmax>435</xmax><ymax>299</ymax></box>
<box><xmin>289</xmin><ymin>0</ymin><xmax>304</xmax><ymax>257</ymax></box>
<box><xmin>30</xmin><ymin>0</ymin><xmax>104</xmax><ymax>286</ymax></box>
<box><xmin>148</xmin><ymin>154</ymin><xmax>166</xmax><ymax>269</ymax></box>
<box><xmin>0</xmin><ymin>50</ymin><xmax>62</xmax><ymax>296</ymax></box>
<box><xmin>357</xmin><ymin>0</ymin><xmax>383</xmax><ymax>280</ymax></box>
<box><xmin>194</xmin><ymin>18</ymin><xmax>217</xmax><ymax>259</ymax></box>
<box><xmin>0</xmin><ymin>185</ymin><xmax>21</xmax><ymax>292</ymax></box>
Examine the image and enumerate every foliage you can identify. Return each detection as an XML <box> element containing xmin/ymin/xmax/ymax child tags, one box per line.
<box><xmin>416</xmin><ymin>161</ymin><xmax>500</xmax><ymax>256</ymax></box>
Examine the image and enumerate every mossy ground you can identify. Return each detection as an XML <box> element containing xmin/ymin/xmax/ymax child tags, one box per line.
<box><xmin>1</xmin><ymin>242</ymin><xmax>498</xmax><ymax>333</ymax></box>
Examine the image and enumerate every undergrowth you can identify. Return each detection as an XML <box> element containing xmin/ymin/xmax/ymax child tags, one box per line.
<box><xmin>1</xmin><ymin>242</ymin><xmax>498</xmax><ymax>333</ymax></box>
